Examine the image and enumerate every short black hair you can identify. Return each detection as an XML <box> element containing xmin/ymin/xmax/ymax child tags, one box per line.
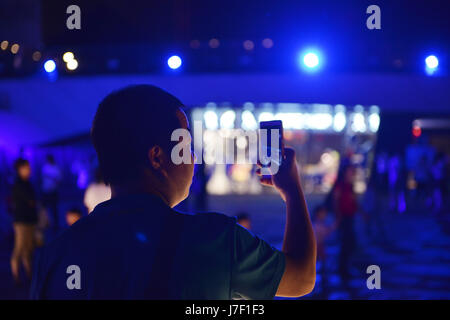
<box><xmin>14</xmin><ymin>158</ymin><xmax>29</xmax><ymax>171</ymax></box>
<box><xmin>236</xmin><ymin>212</ymin><xmax>250</xmax><ymax>221</ymax></box>
<box><xmin>91</xmin><ymin>85</ymin><xmax>184</xmax><ymax>185</ymax></box>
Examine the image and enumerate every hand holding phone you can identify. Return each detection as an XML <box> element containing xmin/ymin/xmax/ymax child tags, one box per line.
<box><xmin>258</xmin><ymin>120</ymin><xmax>302</xmax><ymax>201</ymax></box>
<box><xmin>257</xmin><ymin>147</ymin><xmax>302</xmax><ymax>201</ymax></box>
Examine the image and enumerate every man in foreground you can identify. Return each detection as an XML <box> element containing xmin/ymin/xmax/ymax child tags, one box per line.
<box><xmin>30</xmin><ymin>85</ymin><xmax>316</xmax><ymax>299</ymax></box>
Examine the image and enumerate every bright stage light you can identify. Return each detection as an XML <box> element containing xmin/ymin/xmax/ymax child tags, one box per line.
<box><xmin>307</xmin><ymin>113</ymin><xmax>333</xmax><ymax>130</ymax></box>
<box><xmin>351</xmin><ymin>113</ymin><xmax>367</xmax><ymax>132</ymax></box>
<box><xmin>44</xmin><ymin>60</ymin><xmax>56</xmax><ymax>73</ymax></box>
<box><xmin>241</xmin><ymin>110</ymin><xmax>257</xmax><ymax>130</ymax></box>
<box><xmin>10</xmin><ymin>44</ymin><xmax>19</xmax><ymax>54</ymax></box>
<box><xmin>204</xmin><ymin>110</ymin><xmax>218</xmax><ymax>130</ymax></box>
<box><xmin>303</xmin><ymin>52</ymin><xmax>319</xmax><ymax>68</ymax></box>
<box><xmin>167</xmin><ymin>55</ymin><xmax>182</xmax><ymax>69</ymax></box>
<box><xmin>66</xmin><ymin>59</ymin><xmax>78</xmax><ymax>71</ymax></box>
<box><xmin>275</xmin><ymin>113</ymin><xmax>304</xmax><ymax>130</ymax></box>
<box><xmin>220</xmin><ymin>110</ymin><xmax>236</xmax><ymax>129</ymax></box>
<box><xmin>298</xmin><ymin>49</ymin><xmax>323</xmax><ymax>72</ymax></box>
<box><xmin>425</xmin><ymin>55</ymin><xmax>439</xmax><ymax>75</ymax></box>
<box><xmin>333</xmin><ymin>112</ymin><xmax>347</xmax><ymax>132</ymax></box>
<box><xmin>0</xmin><ymin>40</ymin><xmax>8</xmax><ymax>50</ymax></box>
<box><xmin>369</xmin><ymin>113</ymin><xmax>380</xmax><ymax>132</ymax></box>
<box><xmin>258</xmin><ymin>112</ymin><xmax>275</xmax><ymax>122</ymax></box>
<box><xmin>425</xmin><ymin>55</ymin><xmax>439</xmax><ymax>69</ymax></box>
<box><xmin>63</xmin><ymin>52</ymin><xmax>74</xmax><ymax>62</ymax></box>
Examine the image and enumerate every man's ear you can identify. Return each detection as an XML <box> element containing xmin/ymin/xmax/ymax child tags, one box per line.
<box><xmin>148</xmin><ymin>145</ymin><xmax>164</xmax><ymax>170</ymax></box>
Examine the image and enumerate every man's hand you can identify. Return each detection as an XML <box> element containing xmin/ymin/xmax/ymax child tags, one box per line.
<box><xmin>257</xmin><ymin>147</ymin><xmax>317</xmax><ymax>297</ymax></box>
<box><xmin>256</xmin><ymin>147</ymin><xmax>301</xmax><ymax>201</ymax></box>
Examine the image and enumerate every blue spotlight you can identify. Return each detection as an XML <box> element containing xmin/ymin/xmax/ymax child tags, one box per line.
<box><xmin>303</xmin><ymin>52</ymin><xmax>319</xmax><ymax>68</ymax></box>
<box><xmin>298</xmin><ymin>49</ymin><xmax>323</xmax><ymax>72</ymax></box>
<box><xmin>167</xmin><ymin>55</ymin><xmax>182</xmax><ymax>70</ymax></box>
<box><xmin>44</xmin><ymin>59</ymin><xmax>56</xmax><ymax>73</ymax></box>
<box><xmin>425</xmin><ymin>55</ymin><xmax>439</xmax><ymax>69</ymax></box>
<box><xmin>425</xmin><ymin>55</ymin><xmax>439</xmax><ymax>75</ymax></box>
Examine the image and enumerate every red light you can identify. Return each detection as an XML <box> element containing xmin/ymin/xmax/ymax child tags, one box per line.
<box><xmin>412</xmin><ymin>126</ymin><xmax>422</xmax><ymax>138</ymax></box>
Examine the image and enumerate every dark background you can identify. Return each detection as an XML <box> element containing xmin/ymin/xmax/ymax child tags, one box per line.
<box><xmin>38</xmin><ymin>0</ymin><xmax>449</xmax><ymax>74</ymax></box>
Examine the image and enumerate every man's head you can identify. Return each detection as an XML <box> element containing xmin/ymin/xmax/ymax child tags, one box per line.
<box><xmin>15</xmin><ymin>158</ymin><xmax>31</xmax><ymax>180</ymax></box>
<box><xmin>91</xmin><ymin>85</ymin><xmax>194</xmax><ymax>207</ymax></box>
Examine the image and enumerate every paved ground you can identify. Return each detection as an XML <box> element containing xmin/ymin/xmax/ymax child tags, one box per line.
<box><xmin>208</xmin><ymin>194</ymin><xmax>450</xmax><ymax>300</ymax></box>
<box><xmin>1</xmin><ymin>193</ymin><xmax>449</xmax><ymax>299</ymax></box>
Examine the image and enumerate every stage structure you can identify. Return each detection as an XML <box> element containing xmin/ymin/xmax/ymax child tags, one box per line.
<box><xmin>189</xmin><ymin>103</ymin><xmax>380</xmax><ymax>195</ymax></box>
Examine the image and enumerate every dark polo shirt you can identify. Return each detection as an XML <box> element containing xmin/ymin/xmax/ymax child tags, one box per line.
<box><xmin>30</xmin><ymin>193</ymin><xmax>285</xmax><ymax>299</ymax></box>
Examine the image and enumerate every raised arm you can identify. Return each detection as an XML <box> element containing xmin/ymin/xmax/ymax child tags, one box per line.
<box><xmin>257</xmin><ymin>148</ymin><xmax>317</xmax><ymax>297</ymax></box>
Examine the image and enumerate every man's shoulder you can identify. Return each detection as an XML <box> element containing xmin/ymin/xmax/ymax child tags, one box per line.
<box><xmin>179</xmin><ymin>210</ymin><xmax>236</xmax><ymax>225</ymax></box>
<box><xmin>176</xmin><ymin>211</ymin><xmax>237</xmax><ymax>238</ymax></box>
<box><xmin>43</xmin><ymin>213</ymin><xmax>98</xmax><ymax>254</ymax></box>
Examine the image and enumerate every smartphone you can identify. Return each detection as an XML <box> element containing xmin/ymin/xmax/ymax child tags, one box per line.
<box><xmin>259</xmin><ymin>120</ymin><xmax>284</xmax><ymax>174</ymax></box>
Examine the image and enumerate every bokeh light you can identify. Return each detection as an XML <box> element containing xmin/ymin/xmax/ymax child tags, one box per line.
<box><xmin>167</xmin><ymin>55</ymin><xmax>182</xmax><ymax>69</ymax></box>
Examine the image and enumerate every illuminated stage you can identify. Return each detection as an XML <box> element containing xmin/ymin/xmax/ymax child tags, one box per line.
<box><xmin>189</xmin><ymin>103</ymin><xmax>380</xmax><ymax>195</ymax></box>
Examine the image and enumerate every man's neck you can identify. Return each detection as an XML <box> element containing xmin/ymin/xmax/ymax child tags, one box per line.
<box><xmin>110</xmin><ymin>181</ymin><xmax>172</xmax><ymax>207</ymax></box>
